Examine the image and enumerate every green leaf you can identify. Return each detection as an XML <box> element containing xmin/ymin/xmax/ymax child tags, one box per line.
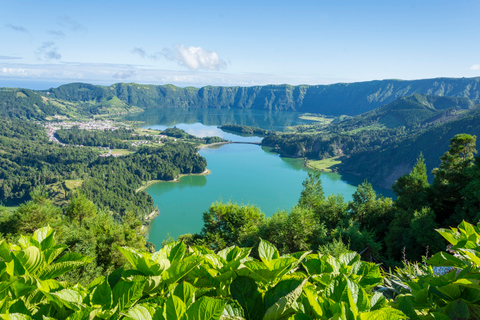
<box><xmin>43</xmin><ymin>245</ymin><xmax>67</xmax><ymax>265</ymax></box>
<box><xmin>358</xmin><ymin>308</ymin><xmax>406</xmax><ymax>320</ymax></box>
<box><xmin>443</xmin><ymin>299</ymin><xmax>470</xmax><ymax>319</ymax></box>
<box><xmin>258</xmin><ymin>239</ymin><xmax>279</xmax><ymax>264</ymax></box>
<box><xmin>370</xmin><ymin>292</ymin><xmax>385</xmax><ymax>311</ymax></box>
<box><xmin>302</xmin><ymin>285</ymin><xmax>323</xmax><ymax>317</ymax></box>
<box><xmin>339</xmin><ymin>252</ymin><xmax>359</xmax><ymax>266</ymax></box>
<box><xmin>222</xmin><ymin>299</ymin><xmax>245</xmax><ymax>319</ymax></box>
<box><xmin>165</xmin><ymin>295</ymin><xmax>186</xmax><ymax>320</ymax></box>
<box><xmin>118</xmin><ymin>247</ymin><xmax>157</xmax><ymax>276</ymax></box>
<box><xmin>112</xmin><ymin>278</ymin><xmax>146</xmax><ymax>312</ymax></box>
<box><xmin>0</xmin><ymin>314</ymin><xmax>32</xmax><ymax>320</ymax></box>
<box><xmin>0</xmin><ymin>240</ymin><xmax>12</xmax><ymax>262</ymax></box>
<box><xmin>174</xmin><ymin>282</ymin><xmax>196</xmax><ymax>308</ymax></box>
<box><xmin>436</xmin><ymin>228</ymin><xmax>459</xmax><ymax>245</ymax></box>
<box><xmin>230</xmin><ymin>276</ymin><xmax>264</xmax><ymax>320</ymax></box>
<box><xmin>460</xmin><ymin>249</ymin><xmax>480</xmax><ymax>267</ymax></box>
<box><xmin>163</xmin><ymin>256</ymin><xmax>201</xmax><ymax>286</ymax></box>
<box><xmin>263</xmin><ymin>278</ymin><xmax>307</xmax><ymax>320</ymax></box>
<box><xmin>167</xmin><ymin>241</ymin><xmax>186</xmax><ymax>263</ymax></box>
<box><xmin>90</xmin><ymin>276</ymin><xmax>112</xmax><ymax>309</ymax></box>
<box><xmin>186</xmin><ymin>296</ymin><xmax>225</xmax><ymax>320</ymax></box>
<box><xmin>264</xmin><ymin>278</ymin><xmax>304</xmax><ymax>312</ymax></box>
<box><xmin>15</xmin><ymin>246</ymin><xmax>44</xmax><ymax>275</ymax></box>
<box><xmin>38</xmin><ymin>261</ymin><xmax>91</xmax><ymax>280</ymax></box>
<box><xmin>124</xmin><ymin>305</ymin><xmax>153</xmax><ymax>320</ymax></box>
<box><xmin>426</xmin><ymin>251</ymin><xmax>466</xmax><ymax>268</ymax></box>
<box><xmin>48</xmin><ymin>288</ymin><xmax>84</xmax><ymax>310</ymax></box>
<box><xmin>33</xmin><ymin>226</ymin><xmax>55</xmax><ymax>250</ymax></box>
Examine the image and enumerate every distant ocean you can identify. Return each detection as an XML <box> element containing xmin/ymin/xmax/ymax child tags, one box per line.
<box><xmin>0</xmin><ymin>79</ymin><xmax>71</xmax><ymax>90</ymax></box>
<box><xmin>0</xmin><ymin>79</ymin><xmax>115</xmax><ymax>90</ymax></box>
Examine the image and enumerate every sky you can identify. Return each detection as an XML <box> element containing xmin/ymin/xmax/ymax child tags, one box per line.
<box><xmin>1</xmin><ymin>0</ymin><xmax>479</xmax><ymax>89</ymax></box>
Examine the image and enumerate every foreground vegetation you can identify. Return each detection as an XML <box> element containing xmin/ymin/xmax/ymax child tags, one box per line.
<box><xmin>3</xmin><ymin>221</ymin><xmax>480</xmax><ymax>319</ymax></box>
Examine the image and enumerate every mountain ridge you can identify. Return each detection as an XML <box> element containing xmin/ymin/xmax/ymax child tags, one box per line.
<box><xmin>37</xmin><ymin>76</ymin><xmax>480</xmax><ymax>116</ymax></box>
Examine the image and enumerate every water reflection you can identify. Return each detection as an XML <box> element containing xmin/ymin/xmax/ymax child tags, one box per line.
<box><xmin>123</xmin><ymin>107</ymin><xmax>314</xmax><ymax>131</ymax></box>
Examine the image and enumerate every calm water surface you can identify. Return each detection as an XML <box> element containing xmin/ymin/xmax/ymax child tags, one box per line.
<box><xmin>136</xmin><ymin>108</ymin><xmax>390</xmax><ymax>246</ymax></box>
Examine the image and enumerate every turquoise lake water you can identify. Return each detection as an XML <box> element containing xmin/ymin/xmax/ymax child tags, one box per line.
<box><xmin>133</xmin><ymin>108</ymin><xmax>391</xmax><ymax>247</ymax></box>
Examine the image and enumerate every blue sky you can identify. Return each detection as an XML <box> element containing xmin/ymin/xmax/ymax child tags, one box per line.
<box><xmin>1</xmin><ymin>0</ymin><xmax>479</xmax><ymax>89</ymax></box>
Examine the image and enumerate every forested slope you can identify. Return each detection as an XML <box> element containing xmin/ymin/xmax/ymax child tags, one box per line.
<box><xmin>39</xmin><ymin>77</ymin><xmax>480</xmax><ymax>116</ymax></box>
<box><xmin>262</xmin><ymin>93</ymin><xmax>480</xmax><ymax>188</ymax></box>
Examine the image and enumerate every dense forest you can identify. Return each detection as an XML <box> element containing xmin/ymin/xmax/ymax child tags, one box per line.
<box><xmin>38</xmin><ymin>77</ymin><xmax>480</xmax><ymax>116</ymax></box>
<box><xmin>0</xmin><ymin>116</ymin><xmax>206</xmax><ymax>221</ymax></box>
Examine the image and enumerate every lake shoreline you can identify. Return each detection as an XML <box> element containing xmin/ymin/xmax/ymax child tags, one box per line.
<box><xmin>136</xmin><ymin>168</ymin><xmax>211</xmax><ymax>193</ymax></box>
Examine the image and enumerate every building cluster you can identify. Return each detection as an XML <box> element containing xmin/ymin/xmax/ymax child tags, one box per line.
<box><xmin>43</xmin><ymin>120</ymin><xmax>129</xmax><ymax>157</ymax></box>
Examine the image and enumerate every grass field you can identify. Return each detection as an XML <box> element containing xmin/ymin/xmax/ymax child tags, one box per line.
<box><xmin>64</xmin><ymin>179</ymin><xmax>83</xmax><ymax>190</ymax></box>
<box><xmin>111</xmin><ymin>149</ymin><xmax>134</xmax><ymax>155</ymax></box>
<box><xmin>307</xmin><ymin>157</ymin><xmax>342</xmax><ymax>172</ymax></box>
<box><xmin>299</xmin><ymin>113</ymin><xmax>334</xmax><ymax>125</ymax></box>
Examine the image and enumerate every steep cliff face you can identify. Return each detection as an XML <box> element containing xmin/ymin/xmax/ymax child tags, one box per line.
<box><xmin>42</xmin><ymin>77</ymin><xmax>480</xmax><ymax>116</ymax></box>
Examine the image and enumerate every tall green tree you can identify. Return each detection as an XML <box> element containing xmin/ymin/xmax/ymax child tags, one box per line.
<box><xmin>298</xmin><ymin>171</ymin><xmax>324</xmax><ymax>211</ymax></box>
<box><xmin>393</xmin><ymin>153</ymin><xmax>430</xmax><ymax>212</ymax></box>
<box><xmin>431</xmin><ymin>134</ymin><xmax>477</xmax><ymax>225</ymax></box>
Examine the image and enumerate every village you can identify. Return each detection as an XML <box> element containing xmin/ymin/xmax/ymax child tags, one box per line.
<box><xmin>43</xmin><ymin>120</ymin><xmax>167</xmax><ymax>157</ymax></box>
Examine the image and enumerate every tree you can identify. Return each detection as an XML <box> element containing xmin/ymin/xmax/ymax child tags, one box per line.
<box><xmin>393</xmin><ymin>153</ymin><xmax>430</xmax><ymax>212</ymax></box>
<box><xmin>64</xmin><ymin>192</ymin><xmax>97</xmax><ymax>227</ymax></box>
<box><xmin>298</xmin><ymin>171</ymin><xmax>324</xmax><ymax>210</ymax></box>
<box><xmin>431</xmin><ymin>134</ymin><xmax>477</xmax><ymax>225</ymax></box>
<box><xmin>348</xmin><ymin>181</ymin><xmax>393</xmax><ymax>238</ymax></box>
<box><xmin>201</xmin><ymin>201</ymin><xmax>265</xmax><ymax>251</ymax></box>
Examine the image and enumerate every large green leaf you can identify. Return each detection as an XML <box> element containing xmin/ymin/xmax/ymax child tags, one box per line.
<box><xmin>443</xmin><ymin>299</ymin><xmax>470</xmax><ymax>319</ymax></box>
<box><xmin>90</xmin><ymin>276</ymin><xmax>112</xmax><ymax>309</ymax></box>
<box><xmin>43</xmin><ymin>245</ymin><xmax>67</xmax><ymax>265</ymax></box>
<box><xmin>174</xmin><ymin>282</ymin><xmax>196</xmax><ymax>308</ymax></box>
<box><xmin>264</xmin><ymin>278</ymin><xmax>304</xmax><ymax>312</ymax></box>
<box><xmin>112</xmin><ymin>278</ymin><xmax>146</xmax><ymax>312</ymax></box>
<box><xmin>162</xmin><ymin>256</ymin><xmax>201</xmax><ymax>286</ymax></box>
<box><xmin>33</xmin><ymin>226</ymin><xmax>55</xmax><ymax>250</ymax></box>
<box><xmin>427</xmin><ymin>251</ymin><xmax>467</xmax><ymax>268</ymax></box>
<box><xmin>0</xmin><ymin>240</ymin><xmax>12</xmax><ymax>262</ymax></box>
<box><xmin>124</xmin><ymin>304</ymin><xmax>154</xmax><ymax>320</ymax></box>
<box><xmin>230</xmin><ymin>276</ymin><xmax>264</xmax><ymax>320</ymax></box>
<box><xmin>262</xmin><ymin>278</ymin><xmax>307</xmax><ymax>320</ymax></box>
<box><xmin>258</xmin><ymin>239</ymin><xmax>279</xmax><ymax>264</ymax></box>
<box><xmin>118</xmin><ymin>246</ymin><xmax>157</xmax><ymax>276</ymax></box>
<box><xmin>436</xmin><ymin>228</ymin><xmax>460</xmax><ymax>245</ymax></box>
<box><xmin>186</xmin><ymin>296</ymin><xmax>225</xmax><ymax>320</ymax></box>
<box><xmin>15</xmin><ymin>246</ymin><xmax>45</xmax><ymax>275</ymax></box>
<box><xmin>38</xmin><ymin>261</ymin><xmax>91</xmax><ymax>280</ymax></box>
<box><xmin>165</xmin><ymin>295</ymin><xmax>186</xmax><ymax>320</ymax></box>
<box><xmin>358</xmin><ymin>308</ymin><xmax>406</xmax><ymax>320</ymax></box>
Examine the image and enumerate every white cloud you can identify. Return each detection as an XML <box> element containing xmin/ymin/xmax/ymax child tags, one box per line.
<box><xmin>0</xmin><ymin>55</ymin><xmax>22</xmax><ymax>60</ymax></box>
<box><xmin>132</xmin><ymin>47</ymin><xmax>147</xmax><ymax>58</ymax></box>
<box><xmin>57</xmin><ymin>16</ymin><xmax>86</xmax><ymax>32</ymax></box>
<box><xmin>48</xmin><ymin>30</ymin><xmax>65</xmax><ymax>37</ymax></box>
<box><xmin>113</xmin><ymin>70</ymin><xmax>137</xmax><ymax>80</ymax></box>
<box><xmin>470</xmin><ymin>64</ymin><xmax>480</xmax><ymax>70</ymax></box>
<box><xmin>5</xmin><ymin>24</ymin><xmax>28</xmax><ymax>33</ymax></box>
<box><xmin>0</xmin><ymin>62</ymin><xmax>331</xmax><ymax>87</ymax></box>
<box><xmin>36</xmin><ymin>42</ymin><xmax>61</xmax><ymax>60</ymax></box>
<box><xmin>161</xmin><ymin>45</ymin><xmax>227</xmax><ymax>71</ymax></box>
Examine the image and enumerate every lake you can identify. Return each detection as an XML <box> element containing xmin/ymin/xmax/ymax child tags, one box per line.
<box><xmin>133</xmin><ymin>108</ymin><xmax>391</xmax><ymax>247</ymax></box>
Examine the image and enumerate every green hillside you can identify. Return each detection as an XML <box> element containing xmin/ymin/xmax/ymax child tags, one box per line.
<box><xmin>39</xmin><ymin>77</ymin><xmax>480</xmax><ymax>116</ymax></box>
<box><xmin>262</xmin><ymin>94</ymin><xmax>480</xmax><ymax>188</ymax></box>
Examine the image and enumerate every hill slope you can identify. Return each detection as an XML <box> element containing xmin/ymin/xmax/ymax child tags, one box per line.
<box><xmin>39</xmin><ymin>77</ymin><xmax>480</xmax><ymax>116</ymax></box>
